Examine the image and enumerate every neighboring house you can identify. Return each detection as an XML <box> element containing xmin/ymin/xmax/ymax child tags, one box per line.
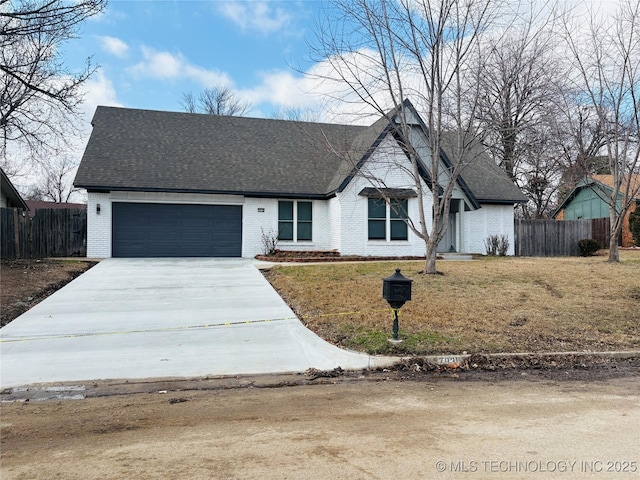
<box><xmin>1</xmin><ymin>168</ymin><xmax>28</xmax><ymax>210</ymax></box>
<box><xmin>74</xmin><ymin>101</ymin><xmax>527</xmax><ymax>259</ymax></box>
<box><xmin>24</xmin><ymin>200</ymin><xmax>87</xmax><ymax>217</ymax></box>
<box><xmin>553</xmin><ymin>175</ymin><xmax>640</xmax><ymax>247</ymax></box>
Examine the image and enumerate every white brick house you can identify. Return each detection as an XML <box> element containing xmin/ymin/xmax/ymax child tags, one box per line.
<box><xmin>74</xmin><ymin>101</ymin><xmax>527</xmax><ymax>258</ymax></box>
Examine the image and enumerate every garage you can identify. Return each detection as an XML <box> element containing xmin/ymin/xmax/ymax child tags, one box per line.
<box><xmin>112</xmin><ymin>203</ymin><xmax>242</xmax><ymax>257</ymax></box>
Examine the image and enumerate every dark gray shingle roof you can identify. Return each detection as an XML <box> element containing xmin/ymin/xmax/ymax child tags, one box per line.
<box><xmin>75</xmin><ymin>105</ymin><xmax>526</xmax><ymax>204</ymax></box>
<box><xmin>75</xmin><ymin>107</ymin><xmax>364</xmax><ymax>197</ymax></box>
<box><xmin>440</xmin><ymin>132</ymin><xmax>528</xmax><ymax>204</ymax></box>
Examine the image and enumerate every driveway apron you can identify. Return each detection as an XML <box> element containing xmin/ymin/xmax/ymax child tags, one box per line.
<box><xmin>0</xmin><ymin>258</ymin><xmax>374</xmax><ymax>388</ymax></box>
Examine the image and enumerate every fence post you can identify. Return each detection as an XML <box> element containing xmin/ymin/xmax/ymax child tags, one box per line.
<box><xmin>13</xmin><ymin>207</ymin><xmax>20</xmax><ymax>258</ymax></box>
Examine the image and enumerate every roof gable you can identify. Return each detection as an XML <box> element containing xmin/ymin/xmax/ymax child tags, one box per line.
<box><xmin>335</xmin><ymin>100</ymin><xmax>526</xmax><ymax>206</ymax></box>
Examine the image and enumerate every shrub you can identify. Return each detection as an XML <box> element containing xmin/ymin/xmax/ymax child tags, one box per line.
<box><xmin>260</xmin><ymin>228</ymin><xmax>279</xmax><ymax>256</ymax></box>
<box><xmin>485</xmin><ymin>234</ymin><xmax>510</xmax><ymax>256</ymax></box>
<box><xmin>484</xmin><ymin>235</ymin><xmax>498</xmax><ymax>256</ymax></box>
<box><xmin>578</xmin><ymin>238</ymin><xmax>600</xmax><ymax>257</ymax></box>
<box><xmin>629</xmin><ymin>207</ymin><xmax>640</xmax><ymax>246</ymax></box>
<box><xmin>498</xmin><ymin>235</ymin><xmax>510</xmax><ymax>256</ymax></box>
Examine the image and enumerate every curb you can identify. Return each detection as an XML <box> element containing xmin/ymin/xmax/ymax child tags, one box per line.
<box><xmin>369</xmin><ymin>350</ymin><xmax>640</xmax><ymax>369</ymax></box>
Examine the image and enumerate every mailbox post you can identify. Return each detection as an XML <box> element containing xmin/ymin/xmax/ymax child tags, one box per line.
<box><xmin>382</xmin><ymin>268</ymin><xmax>413</xmax><ymax>343</ymax></box>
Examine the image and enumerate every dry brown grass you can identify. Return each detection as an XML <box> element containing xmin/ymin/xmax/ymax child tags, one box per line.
<box><xmin>264</xmin><ymin>250</ymin><xmax>640</xmax><ymax>355</ymax></box>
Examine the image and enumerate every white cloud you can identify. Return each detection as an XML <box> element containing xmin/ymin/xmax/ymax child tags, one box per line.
<box><xmin>238</xmin><ymin>59</ymin><xmax>384</xmax><ymax>125</ymax></box>
<box><xmin>243</xmin><ymin>0</ymin><xmax>627</xmax><ymax>125</ymax></box>
<box><xmin>216</xmin><ymin>1</ymin><xmax>292</xmax><ymax>34</ymax></box>
<box><xmin>98</xmin><ymin>36</ymin><xmax>129</xmax><ymax>58</ymax></box>
<box><xmin>81</xmin><ymin>70</ymin><xmax>122</xmax><ymax>118</ymax></box>
<box><xmin>129</xmin><ymin>47</ymin><xmax>231</xmax><ymax>87</ymax></box>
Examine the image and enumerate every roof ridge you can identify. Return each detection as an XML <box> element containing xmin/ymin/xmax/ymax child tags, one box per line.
<box><xmin>94</xmin><ymin>105</ymin><xmax>359</xmax><ymax>129</ymax></box>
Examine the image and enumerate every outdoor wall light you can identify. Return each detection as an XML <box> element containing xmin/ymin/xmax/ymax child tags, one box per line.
<box><xmin>96</xmin><ymin>203</ymin><xmax>101</xmax><ymax>214</ymax></box>
<box><xmin>382</xmin><ymin>268</ymin><xmax>413</xmax><ymax>343</ymax></box>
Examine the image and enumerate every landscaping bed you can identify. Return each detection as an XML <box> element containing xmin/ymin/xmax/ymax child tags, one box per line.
<box><xmin>256</xmin><ymin>249</ymin><xmax>427</xmax><ymax>263</ymax></box>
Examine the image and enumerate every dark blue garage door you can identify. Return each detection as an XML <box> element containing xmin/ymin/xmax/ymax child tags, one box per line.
<box><xmin>112</xmin><ymin>203</ymin><xmax>242</xmax><ymax>257</ymax></box>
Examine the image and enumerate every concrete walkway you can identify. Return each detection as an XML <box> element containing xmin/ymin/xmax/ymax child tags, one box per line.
<box><xmin>0</xmin><ymin>258</ymin><xmax>384</xmax><ymax>388</ymax></box>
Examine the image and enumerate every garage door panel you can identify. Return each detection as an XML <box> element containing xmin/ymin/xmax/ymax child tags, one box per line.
<box><xmin>112</xmin><ymin>203</ymin><xmax>242</xmax><ymax>257</ymax></box>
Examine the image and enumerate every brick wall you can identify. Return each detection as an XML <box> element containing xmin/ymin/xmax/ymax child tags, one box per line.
<box><xmin>87</xmin><ymin>192</ymin><xmax>112</xmax><ymax>258</ymax></box>
<box><xmin>89</xmin><ymin>191</ymin><xmax>246</xmax><ymax>258</ymax></box>
<box><xmin>87</xmin><ymin>178</ymin><xmax>518</xmax><ymax>258</ymax></box>
<box><xmin>463</xmin><ymin>204</ymin><xmax>516</xmax><ymax>255</ymax></box>
<box><xmin>243</xmin><ymin>198</ymin><xmax>334</xmax><ymax>257</ymax></box>
<box><xmin>337</xmin><ymin>137</ymin><xmax>434</xmax><ymax>256</ymax></box>
<box><xmin>622</xmin><ymin>202</ymin><xmax>637</xmax><ymax>247</ymax></box>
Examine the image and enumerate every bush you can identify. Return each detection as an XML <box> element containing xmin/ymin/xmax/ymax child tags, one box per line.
<box><xmin>629</xmin><ymin>207</ymin><xmax>640</xmax><ymax>246</ymax></box>
<box><xmin>260</xmin><ymin>228</ymin><xmax>279</xmax><ymax>256</ymax></box>
<box><xmin>578</xmin><ymin>238</ymin><xmax>600</xmax><ymax>257</ymax></box>
<box><xmin>484</xmin><ymin>235</ymin><xmax>498</xmax><ymax>255</ymax></box>
<box><xmin>498</xmin><ymin>235</ymin><xmax>510</xmax><ymax>256</ymax></box>
<box><xmin>485</xmin><ymin>234</ymin><xmax>510</xmax><ymax>256</ymax></box>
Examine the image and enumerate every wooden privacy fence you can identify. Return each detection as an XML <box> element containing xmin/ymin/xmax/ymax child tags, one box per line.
<box><xmin>1</xmin><ymin>208</ymin><xmax>87</xmax><ymax>259</ymax></box>
<box><xmin>514</xmin><ymin>218</ymin><xmax>611</xmax><ymax>257</ymax></box>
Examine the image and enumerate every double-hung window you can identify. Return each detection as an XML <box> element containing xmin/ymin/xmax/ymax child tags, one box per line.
<box><xmin>368</xmin><ymin>198</ymin><xmax>408</xmax><ymax>241</ymax></box>
<box><xmin>278</xmin><ymin>200</ymin><xmax>312</xmax><ymax>241</ymax></box>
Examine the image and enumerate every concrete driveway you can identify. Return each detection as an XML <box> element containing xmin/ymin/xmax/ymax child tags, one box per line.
<box><xmin>0</xmin><ymin>258</ymin><xmax>380</xmax><ymax>388</ymax></box>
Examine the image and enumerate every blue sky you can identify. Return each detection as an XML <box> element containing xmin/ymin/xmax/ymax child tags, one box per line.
<box><xmin>67</xmin><ymin>0</ymin><xmax>615</xmax><ymax>129</ymax></box>
<box><xmin>71</xmin><ymin>0</ymin><xmax>329</xmax><ymax>122</ymax></box>
<box><xmin>46</xmin><ymin>0</ymin><xmax>621</xmax><ymax>165</ymax></box>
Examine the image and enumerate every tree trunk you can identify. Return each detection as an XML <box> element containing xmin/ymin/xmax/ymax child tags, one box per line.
<box><xmin>608</xmin><ymin>215</ymin><xmax>621</xmax><ymax>262</ymax></box>
<box><xmin>608</xmin><ymin>235</ymin><xmax>619</xmax><ymax>262</ymax></box>
<box><xmin>424</xmin><ymin>236</ymin><xmax>439</xmax><ymax>274</ymax></box>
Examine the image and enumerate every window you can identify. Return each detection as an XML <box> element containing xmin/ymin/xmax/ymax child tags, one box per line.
<box><xmin>368</xmin><ymin>198</ymin><xmax>408</xmax><ymax>241</ymax></box>
<box><xmin>368</xmin><ymin>198</ymin><xmax>386</xmax><ymax>240</ymax></box>
<box><xmin>278</xmin><ymin>201</ymin><xmax>312</xmax><ymax>241</ymax></box>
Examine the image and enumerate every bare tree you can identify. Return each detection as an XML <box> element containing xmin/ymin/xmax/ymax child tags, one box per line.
<box><xmin>25</xmin><ymin>154</ymin><xmax>80</xmax><ymax>202</ymax></box>
<box><xmin>311</xmin><ymin>0</ymin><xmax>522</xmax><ymax>273</ymax></box>
<box><xmin>553</xmin><ymin>97</ymin><xmax>609</xmax><ymax>201</ymax></box>
<box><xmin>474</xmin><ymin>17</ymin><xmax>562</xmax><ymax>178</ymax></box>
<box><xmin>562</xmin><ymin>0</ymin><xmax>640</xmax><ymax>262</ymax></box>
<box><xmin>180</xmin><ymin>91</ymin><xmax>198</xmax><ymax>114</ymax></box>
<box><xmin>271</xmin><ymin>105</ymin><xmax>322</xmax><ymax>122</ymax></box>
<box><xmin>180</xmin><ymin>86</ymin><xmax>252</xmax><ymax>116</ymax></box>
<box><xmin>517</xmin><ymin>128</ymin><xmax>564</xmax><ymax>218</ymax></box>
<box><xmin>465</xmin><ymin>4</ymin><xmax>575</xmax><ymax>219</ymax></box>
<box><xmin>0</xmin><ymin>0</ymin><xmax>106</xmax><ymax>168</ymax></box>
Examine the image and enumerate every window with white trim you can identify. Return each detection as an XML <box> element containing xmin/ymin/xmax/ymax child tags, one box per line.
<box><xmin>278</xmin><ymin>200</ymin><xmax>312</xmax><ymax>241</ymax></box>
<box><xmin>368</xmin><ymin>198</ymin><xmax>408</xmax><ymax>241</ymax></box>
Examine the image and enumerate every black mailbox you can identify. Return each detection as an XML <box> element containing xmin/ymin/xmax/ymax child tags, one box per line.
<box><xmin>383</xmin><ymin>268</ymin><xmax>413</xmax><ymax>310</ymax></box>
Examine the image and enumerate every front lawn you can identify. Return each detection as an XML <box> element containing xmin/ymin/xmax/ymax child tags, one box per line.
<box><xmin>263</xmin><ymin>250</ymin><xmax>640</xmax><ymax>355</ymax></box>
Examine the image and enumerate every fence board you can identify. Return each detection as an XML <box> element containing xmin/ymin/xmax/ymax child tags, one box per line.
<box><xmin>0</xmin><ymin>208</ymin><xmax>87</xmax><ymax>259</ymax></box>
<box><xmin>514</xmin><ymin>218</ymin><xmax>611</xmax><ymax>257</ymax></box>
<box><xmin>590</xmin><ymin>217</ymin><xmax>611</xmax><ymax>248</ymax></box>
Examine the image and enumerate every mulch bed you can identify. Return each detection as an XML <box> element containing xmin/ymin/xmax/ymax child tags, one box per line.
<box><xmin>256</xmin><ymin>249</ymin><xmax>428</xmax><ymax>263</ymax></box>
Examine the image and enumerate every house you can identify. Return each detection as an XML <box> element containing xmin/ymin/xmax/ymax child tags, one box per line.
<box><xmin>1</xmin><ymin>168</ymin><xmax>28</xmax><ymax>210</ymax></box>
<box><xmin>24</xmin><ymin>200</ymin><xmax>87</xmax><ymax>217</ymax></box>
<box><xmin>553</xmin><ymin>175</ymin><xmax>640</xmax><ymax>247</ymax></box>
<box><xmin>74</xmin><ymin>101</ymin><xmax>527</xmax><ymax>259</ymax></box>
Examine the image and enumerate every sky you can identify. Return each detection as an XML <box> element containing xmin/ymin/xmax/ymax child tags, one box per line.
<box><xmin>65</xmin><ymin>0</ymin><xmax>622</xmax><ymax>133</ymax></box>
<box><xmin>71</xmin><ymin>0</ymin><xmax>330</xmax><ymax>123</ymax></box>
<box><xmin>10</xmin><ymin>0</ymin><xmax>624</xmax><ymax>199</ymax></box>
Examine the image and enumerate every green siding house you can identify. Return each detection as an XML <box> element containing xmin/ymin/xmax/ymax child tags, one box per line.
<box><xmin>558</xmin><ymin>182</ymin><xmax>614</xmax><ymax>220</ymax></box>
<box><xmin>553</xmin><ymin>175</ymin><xmax>640</xmax><ymax>247</ymax></box>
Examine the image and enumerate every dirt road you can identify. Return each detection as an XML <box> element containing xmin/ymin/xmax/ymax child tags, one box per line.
<box><xmin>2</xmin><ymin>375</ymin><xmax>639</xmax><ymax>480</ymax></box>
